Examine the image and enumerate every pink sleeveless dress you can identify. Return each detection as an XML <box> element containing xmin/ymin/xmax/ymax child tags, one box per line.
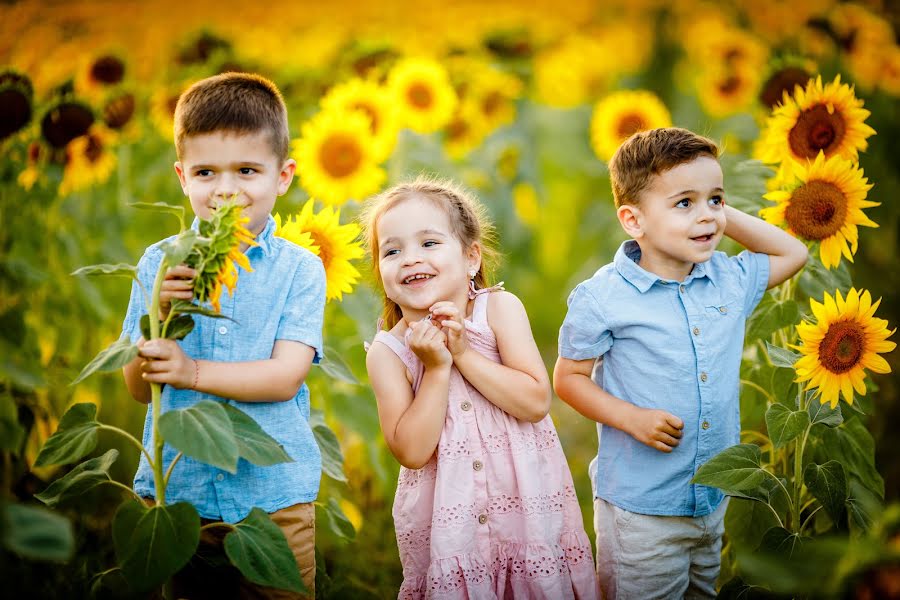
<box><xmin>370</xmin><ymin>291</ymin><xmax>597</xmax><ymax>599</ymax></box>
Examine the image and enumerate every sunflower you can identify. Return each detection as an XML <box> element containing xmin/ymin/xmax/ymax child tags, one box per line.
<box><xmin>755</xmin><ymin>75</ymin><xmax>876</xmax><ymax>182</ymax></box>
<box><xmin>274</xmin><ymin>200</ymin><xmax>364</xmax><ymax>302</ymax></box>
<box><xmin>881</xmin><ymin>45</ymin><xmax>900</xmax><ymax>98</ymax></box>
<box><xmin>760</xmin><ymin>153</ymin><xmax>876</xmax><ymax>269</ymax></box>
<box><xmin>590</xmin><ymin>90</ymin><xmax>672</xmax><ymax>162</ymax></box>
<box><xmin>512</xmin><ymin>182</ymin><xmax>539</xmax><ymax>227</ymax></box>
<box><xmin>457</xmin><ymin>60</ymin><xmax>523</xmax><ymax>132</ymax></box>
<box><xmin>149</xmin><ymin>82</ymin><xmax>187</xmax><ymax>140</ymax></box>
<box><xmin>387</xmin><ymin>57</ymin><xmax>457</xmax><ymax>133</ymax></box>
<box><xmin>0</xmin><ymin>70</ymin><xmax>33</xmax><ymax>141</ymax></box>
<box><xmin>294</xmin><ymin>108</ymin><xmax>385</xmax><ymax>205</ymax></box>
<box><xmin>829</xmin><ymin>3</ymin><xmax>894</xmax><ymax>91</ymax></box>
<box><xmin>443</xmin><ymin>99</ymin><xmax>489</xmax><ymax>161</ymax></box>
<box><xmin>58</xmin><ymin>125</ymin><xmax>118</xmax><ymax>197</ymax></box>
<box><xmin>320</xmin><ymin>77</ymin><xmax>399</xmax><ymax>162</ymax></box>
<box><xmin>75</xmin><ymin>52</ymin><xmax>128</xmax><ymax>98</ymax></box>
<box><xmin>40</xmin><ymin>101</ymin><xmax>94</xmax><ymax>150</ymax></box>
<box><xmin>697</xmin><ymin>63</ymin><xmax>761</xmax><ymax>118</ymax></box>
<box><xmin>758</xmin><ymin>64</ymin><xmax>814</xmax><ymax>110</ymax></box>
<box><xmin>793</xmin><ymin>288</ymin><xmax>896</xmax><ymax>408</ymax></box>
<box><xmin>533</xmin><ymin>34</ymin><xmax>610</xmax><ymax>108</ymax></box>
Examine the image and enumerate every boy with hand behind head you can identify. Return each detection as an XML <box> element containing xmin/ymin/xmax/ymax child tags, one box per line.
<box><xmin>554</xmin><ymin>127</ymin><xmax>808</xmax><ymax>599</ymax></box>
<box><xmin>121</xmin><ymin>73</ymin><xmax>325</xmax><ymax>599</ymax></box>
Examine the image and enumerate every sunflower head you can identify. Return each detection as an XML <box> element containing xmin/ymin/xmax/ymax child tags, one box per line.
<box><xmin>794</xmin><ymin>288</ymin><xmax>896</xmax><ymax>408</ymax></box>
<box><xmin>388</xmin><ymin>56</ymin><xmax>458</xmax><ymax>133</ymax></box>
<box><xmin>40</xmin><ymin>101</ymin><xmax>95</xmax><ymax>149</ymax></box>
<box><xmin>590</xmin><ymin>90</ymin><xmax>672</xmax><ymax>162</ymax></box>
<box><xmin>0</xmin><ymin>70</ymin><xmax>34</xmax><ymax>141</ymax></box>
<box><xmin>58</xmin><ymin>125</ymin><xmax>118</xmax><ymax>197</ymax></box>
<box><xmin>320</xmin><ymin>77</ymin><xmax>399</xmax><ymax>162</ymax></box>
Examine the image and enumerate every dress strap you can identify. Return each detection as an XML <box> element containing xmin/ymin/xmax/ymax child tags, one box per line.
<box><xmin>367</xmin><ymin>330</ymin><xmax>424</xmax><ymax>390</ymax></box>
<box><xmin>471</xmin><ymin>283</ymin><xmax>504</xmax><ymax>326</ymax></box>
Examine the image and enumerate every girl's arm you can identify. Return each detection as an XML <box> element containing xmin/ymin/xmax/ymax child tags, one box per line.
<box><xmin>724</xmin><ymin>205</ymin><xmax>808</xmax><ymax>288</ymax></box>
<box><xmin>433</xmin><ymin>292</ymin><xmax>551</xmax><ymax>423</ymax></box>
<box><xmin>366</xmin><ymin>321</ymin><xmax>451</xmax><ymax>469</ymax></box>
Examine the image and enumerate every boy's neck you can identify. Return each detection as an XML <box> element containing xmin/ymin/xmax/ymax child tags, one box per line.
<box><xmin>634</xmin><ymin>243</ymin><xmax>695</xmax><ymax>282</ymax></box>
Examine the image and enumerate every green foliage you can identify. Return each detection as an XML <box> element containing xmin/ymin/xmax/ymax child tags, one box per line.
<box><xmin>223</xmin><ymin>508</ymin><xmax>308</xmax><ymax>594</ymax></box>
<box><xmin>765</xmin><ymin>404</ymin><xmax>809</xmax><ymax>450</ymax></box>
<box><xmin>2</xmin><ymin>503</ymin><xmax>74</xmax><ymax>562</ymax></box>
<box><xmin>35</xmin><ymin>449</ymin><xmax>121</xmax><ymax>508</ymax></box>
<box><xmin>71</xmin><ymin>263</ymin><xmax>138</xmax><ymax>279</ymax></box>
<box><xmin>72</xmin><ymin>338</ymin><xmax>139</xmax><ymax>385</ymax></box>
<box><xmin>33</xmin><ymin>403</ymin><xmax>101</xmax><ymax>466</ymax></box>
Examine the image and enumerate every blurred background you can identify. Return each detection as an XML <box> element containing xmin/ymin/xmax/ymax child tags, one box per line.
<box><xmin>1</xmin><ymin>0</ymin><xmax>898</xmax><ymax>597</ymax></box>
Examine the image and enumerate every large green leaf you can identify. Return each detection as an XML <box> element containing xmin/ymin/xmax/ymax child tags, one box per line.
<box><xmin>692</xmin><ymin>444</ymin><xmax>782</xmax><ymax>500</ymax></box>
<box><xmin>71</xmin><ymin>263</ymin><xmax>138</xmax><ymax>279</ymax></box>
<box><xmin>221</xmin><ymin>404</ymin><xmax>292</xmax><ymax>466</ymax></box>
<box><xmin>317</xmin><ymin>345</ymin><xmax>359</xmax><ymax>384</ymax></box>
<box><xmin>35</xmin><ymin>449</ymin><xmax>120</xmax><ymax>508</ymax></box>
<box><xmin>817</xmin><ymin>418</ymin><xmax>884</xmax><ymax>499</ymax></box>
<box><xmin>318</xmin><ymin>498</ymin><xmax>356</xmax><ymax>541</ymax></box>
<box><xmin>2</xmin><ymin>503</ymin><xmax>74</xmax><ymax>562</ymax></box>
<box><xmin>770</xmin><ymin>366</ymin><xmax>799</xmax><ymax>408</ymax></box>
<box><xmin>129</xmin><ymin>201</ymin><xmax>186</xmax><ymax>230</ymax></box>
<box><xmin>140</xmin><ymin>313</ymin><xmax>195</xmax><ymax>341</ymax></box>
<box><xmin>757</xmin><ymin>526</ymin><xmax>807</xmax><ymax>558</ymax></box>
<box><xmin>724</xmin><ymin>497</ymin><xmax>782</xmax><ymax>551</ymax></box>
<box><xmin>158</xmin><ymin>400</ymin><xmax>239</xmax><ymax>473</ymax></box>
<box><xmin>72</xmin><ymin>338</ymin><xmax>139</xmax><ymax>385</ymax></box>
<box><xmin>765</xmin><ymin>342</ymin><xmax>800</xmax><ymax>369</ymax></box>
<box><xmin>803</xmin><ymin>460</ymin><xmax>847</xmax><ymax>525</ymax></box>
<box><xmin>765</xmin><ymin>404</ymin><xmax>809</xmax><ymax>450</ymax></box>
<box><xmin>34</xmin><ymin>403</ymin><xmax>101</xmax><ymax>466</ymax></box>
<box><xmin>807</xmin><ymin>397</ymin><xmax>843</xmax><ymax>428</ymax></box>
<box><xmin>112</xmin><ymin>500</ymin><xmax>200</xmax><ymax>592</ymax></box>
<box><xmin>746</xmin><ymin>294</ymin><xmax>801</xmax><ymax>344</ymax></box>
<box><xmin>310</xmin><ymin>410</ymin><xmax>347</xmax><ymax>483</ymax></box>
<box><xmin>798</xmin><ymin>257</ymin><xmax>852</xmax><ymax>300</ymax></box>
<box><xmin>846</xmin><ymin>479</ymin><xmax>880</xmax><ymax>535</ymax></box>
<box><xmin>223</xmin><ymin>507</ymin><xmax>306</xmax><ymax>594</ymax></box>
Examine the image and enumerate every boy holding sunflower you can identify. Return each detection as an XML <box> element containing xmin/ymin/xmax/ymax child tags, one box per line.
<box><xmin>120</xmin><ymin>73</ymin><xmax>325</xmax><ymax>599</ymax></box>
<box><xmin>554</xmin><ymin>127</ymin><xmax>808</xmax><ymax>599</ymax></box>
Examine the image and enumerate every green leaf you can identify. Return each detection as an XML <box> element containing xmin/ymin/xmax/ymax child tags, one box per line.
<box><xmin>221</xmin><ymin>404</ymin><xmax>292</xmax><ymax>467</ymax></box>
<box><xmin>765</xmin><ymin>404</ymin><xmax>809</xmax><ymax>450</ymax></box>
<box><xmin>224</xmin><ymin>507</ymin><xmax>307</xmax><ymax>594</ymax></box>
<box><xmin>0</xmin><ymin>394</ymin><xmax>24</xmax><ymax>451</ymax></box>
<box><xmin>798</xmin><ymin>257</ymin><xmax>852</xmax><ymax>301</ymax></box>
<box><xmin>807</xmin><ymin>398</ymin><xmax>843</xmax><ymax>428</ymax></box>
<box><xmin>112</xmin><ymin>500</ymin><xmax>200</xmax><ymax>592</ymax></box>
<box><xmin>765</xmin><ymin>342</ymin><xmax>800</xmax><ymax>369</ymax></box>
<box><xmin>724</xmin><ymin>497</ymin><xmax>782</xmax><ymax>551</ymax></box>
<box><xmin>141</xmin><ymin>314</ymin><xmax>196</xmax><ymax>341</ymax></box>
<box><xmin>317</xmin><ymin>345</ymin><xmax>359</xmax><ymax>384</ymax></box>
<box><xmin>803</xmin><ymin>460</ymin><xmax>847</xmax><ymax>525</ymax></box>
<box><xmin>746</xmin><ymin>294</ymin><xmax>801</xmax><ymax>343</ymax></box>
<box><xmin>770</xmin><ymin>366</ymin><xmax>799</xmax><ymax>408</ymax></box>
<box><xmin>846</xmin><ymin>479</ymin><xmax>880</xmax><ymax>535</ymax></box>
<box><xmin>34</xmin><ymin>403</ymin><xmax>101</xmax><ymax>466</ymax></box>
<box><xmin>818</xmin><ymin>418</ymin><xmax>884</xmax><ymax>499</ymax></box>
<box><xmin>717</xmin><ymin>577</ymin><xmax>778</xmax><ymax>599</ymax></box>
<box><xmin>310</xmin><ymin>411</ymin><xmax>347</xmax><ymax>483</ymax></box>
<box><xmin>158</xmin><ymin>400</ymin><xmax>239</xmax><ymax>473</ymax></box>
<box><xmin>161</xmin><ymin>229</ymin><xmax>200</xmax><ymax>267</ymax></box>
<box><xmin>2</xmin><ymin>503</ymin><xmax>74</xmax><ymax>562</ymax></box>
<box><xmin>129</xmin><ymin>201</ymin><xmax>185</xmax><ymax>230</ymax></box>
<box><xmin>35</xmin><ymin>449</ymin><xmax>120</xmax><ymax>508</ymax></box>
<box><xmin>692</xmin><ymin>444</ymin><xmax>782</xmax><ymax>500</ymax></box>
<box><xmin>71</xmin><ymin>263</ymin><xmax>138</xmax><ymax>279</ymax></box>
<box><xmin>758</xmin><ymin>526</ymin><xmax>806</xmax><ymax>558</ymax></box>
<box><xmin>170</xmin><ymin>299</ymin><xmax>233</xmax><ymax>320</ymax></box>
<box><xmin>72</xmin><ymin>338</ymin><xmax>139</xmax><ymax>385</ymax></box>
<box><xmin>318</xmin><ymin>498</ymin><xmax>356</xmax><ymax>541</ymax></box>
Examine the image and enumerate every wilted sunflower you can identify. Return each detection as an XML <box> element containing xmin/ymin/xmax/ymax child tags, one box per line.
<box><xmin>387</xmin><ymin>57</ymin><xmax>457</xmax><ymax>133</ymax></box>
<box><xmin>590</xmin><ymin>90</ymin><xmax>672</xmax><ymax>161</ymax></box>
<box><xmin>794</xmin><ymin>288</ymin><xmax>896</xmax><ymax>408</ymax></box>
<box><xmin>755</xmin><ymin>75</ymin><xmax>875</xmax><ymax>182</ymax></box>
<box><xmin>760</xmin><ymin>152</ymin><xmax>877</xmax><ymax>269</ymax></box>
<box><xmin>274</xmin><ymin>200</ymin><xmax>364</xmax><ymax>302</ymax></box>
<box><xmin>320</xmin><ymin>78</ymin><xmax>399</xmax><ymax>162</ymax></box>
<box><xmin>294</xmin><ymin>109</ymin><xmax>385</xmax><ymax>205</ymax></box>
<box><xmin>189</xmin><ymin>200</ymin><xmax>257</xmax><ymax>313</ymax></box>
<box><xmin>58</xmin><ymin>125</ymin><xmax>117</xmax><ymax>197</ymax></box>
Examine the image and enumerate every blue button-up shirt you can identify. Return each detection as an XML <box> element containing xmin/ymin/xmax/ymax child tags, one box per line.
<box><xmin>558</xmin><ymin>240</ymin><xmax>769</xmax><ymax>517</ymax></box>
<box><xmin>121</xmin><ymin>216</ymin><xmax>326</xmax><ymax>523</ymax></box>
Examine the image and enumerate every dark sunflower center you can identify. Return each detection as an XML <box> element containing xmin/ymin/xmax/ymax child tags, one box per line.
<box><xmin>446</xmin><ymin>118</ymin><xmax>468</xmax><ymax>141</ymax></box>
<box><xmin>351</xmin><ymin>101</ymin><xmax>379</xmax><ymax>133</ymax></box>
<box><xmin>407</xmin><ymin>83</ymin><xmax>434</xmax><ymax>110</ymax></box>
<box><xmin>788</xmin><ymin>104</ymin><xmax>846</xmax><ymax>159</ymax></box>
<box><xmin>90</xmin><ymin>56</ymin><xmax>125</xmax><ymax>85</ymax></box>
<box><xmin>760</xmin><ymin>67</ymin><xmax>810</xmax><ymax>109</ymax></box>
<box><xmin>783</xmin><ymin>180</ymin><xmax>848</xmax><ymax>241</ymax></box>
<box><xmin>0</xmin><ymin>88</ymin><xmax>32</xmax><ymax>140</ymax></box>
<box><xmin>84</xmin><ymin>134</ymin><xmax>103</xmax><ymax>163</ymax></box>
<box><xmin>617</xmin><ymin>114</ymin><xmax>646</xmax><ymax>139</ymax></box>
<box><xmin>482</xmin><ymin>91</ymin><xmax>503</xmax><ymax>117</ymax></box>
<box><xmin>718</xmin><ymin>75</ymin><xmax>741</xmax><ymax>95</ymax></box>
<box><xmin>311</xmin><ymin>234</ymin><xmax>332</xmax><ymax>270</ymax></box>
<box><xmin>319</xmin><ymin>133</ymin><xmax>362</xmax><ymax>178</ymax></box>
<box><xmin>818</xmin><ymin>320</ymin><xmax>865</xmax><ymax>374</ymax></box>
<box><xmin>103</xmin><ymin>93</ymin><xmax>135</xmax><ymax>129</ymax></box>
<box><xmin>41</xmin><ymin>102</ymin><xmax>94</xmax><ymax>148</ymax></box>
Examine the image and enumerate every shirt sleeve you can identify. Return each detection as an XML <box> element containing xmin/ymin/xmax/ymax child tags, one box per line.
<box><xmin>729</xmin><ymin>250</ymin><xmax>770</xmax><ymax>315</ymax></box>
<box><xmin>558</xmin><ymin>283</ymin><xmax>613</xmax><ymax>361</ymax></box>
<box><xmin>120</xmin><ymin>248</ymin><xmax>162</xmax><ymax>343</ymax></box>
<box><xmin>277</xmin><ymin>253</ymin><xmax>326</xmax><ymax>364</ymax></box>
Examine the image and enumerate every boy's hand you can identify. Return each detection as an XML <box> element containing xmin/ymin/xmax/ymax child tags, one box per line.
<box><xmin>138</xmin><ymin>339</ymin><xmax>196</xmax><ymax>389</ymax></box>
<box><xmin>159</xmin><ymin>265</ymin><xmax>197</xmax><ymax>320</ymax></box>
<box><xmin>408</xmin><ymin>319</ymin><xmax>452</xmax><ymax>369</ymax></box>
<box><xmin>429</xmin><ymin>301</ymin><xmax>468</xmax><ymax>358</ymax></box>
<box><xmin>627</xmin><ymin>408</ymin><xmax>684</xmax><ymax>453</ymax></box>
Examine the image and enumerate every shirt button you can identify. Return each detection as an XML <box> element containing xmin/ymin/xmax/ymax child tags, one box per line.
<box><xmin>692</xmin><ymin>327</ymin><xmax>700</xmax><ymax>336</ymax></box>
<box><xmin>702</xmin><ymin>421</ymin><xmax>711</xmax><ymax>430</ymax></box>
<box><xmin>216</xmin><ymin>473</ymin><xmax>224</xmax><ymax>482</ymax></box>
<box><xmin>218</xmin><ymin>326</ymin><xmax>228</xmax><ymax>335</ymax></box>
<box><xmin>461</xmin><ymin>401</ymin><xmax>472</xmax><ymax>411</ymax></box>
<box><xmin>473</xmin><ymin>460</ymin><xmax>483</xmax><ymax>471</ymax></box>
<box><xmin>719</xmin><ymin>306</ymin><xmax>728</xmax><ymax>314</ymax></box>
<box><xmin>679</xmin><ymin>285</ymin><xmax>686</xmax><ymax>293</ymax></box>
<box><xmin>700</xmin><ymin>372</ymin><xmax>709</xmax><ymax>382</ymax></box>
<box><xmin>478</xmin><ymin>514</ymin><xmax>488</xmax><ymax>524</ymax></box>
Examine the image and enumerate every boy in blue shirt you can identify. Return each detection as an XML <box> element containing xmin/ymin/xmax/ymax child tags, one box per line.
<box><xmin>554</xmin><ymin>128</ymin><xmax>808</xmax><ymax>599</ymax></box>
<box><xmin>121</xmin><ymin>73</ymin><xmax>325</xmax><ymax>599</ymax></box>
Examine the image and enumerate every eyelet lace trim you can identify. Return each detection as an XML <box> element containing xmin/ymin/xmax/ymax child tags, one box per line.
<box><xmin>427</xmin><ymin>486</ymin><xmax>579</xmax><ymax>529</ymax></box>
<box><xmin>436</xmin><ymin>428</ymin><xmax>560</xmax><ymax>462</ymax></box>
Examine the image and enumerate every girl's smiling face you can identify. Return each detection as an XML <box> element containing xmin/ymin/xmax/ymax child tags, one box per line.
<box><xmin>376</xmin><ymin>196</ymin><xmax>480</xmax><ymax>322</ymax></box>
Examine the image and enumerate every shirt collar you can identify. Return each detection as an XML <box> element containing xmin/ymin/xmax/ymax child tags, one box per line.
<box><xmin>614</xmin><ymin>240</ymin><xmax>716</xmax><ymax>293</ymax></box>
<box><xmin>190</xmin><ymin>214</ymin><xmax>276</xmax><ymax>257</ymax></box>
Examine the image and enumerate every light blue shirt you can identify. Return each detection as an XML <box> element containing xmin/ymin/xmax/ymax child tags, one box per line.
<box><xmin>558</xmin><ymin>240</ymin><xmax>769</xmax><ymax>517</ymax></box>
<box><xmin>121</xmin><ymin>216</ymin><xmax>326</xmax><ymax>523</ymax></box>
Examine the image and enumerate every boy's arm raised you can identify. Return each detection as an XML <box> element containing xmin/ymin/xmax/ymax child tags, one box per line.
<box><xmin>724</xmin><ymin>205</ymin><xmax>808</xmax><ymax>289</ymax></box>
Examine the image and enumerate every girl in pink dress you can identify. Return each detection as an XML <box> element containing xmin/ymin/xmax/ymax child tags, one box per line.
<box><xmin>362</xmin><ymin>176</ymin><xmax>597</xmax><ymax>599</ymax></box>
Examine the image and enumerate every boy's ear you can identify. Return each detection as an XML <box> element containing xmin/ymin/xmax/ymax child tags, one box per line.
<box><xmin>617</xmin><ymin>204</ymin><xmax>644</xmax><ymax>239</ymax></box>
<box><xmin>173</xmin><ymin>162</ymin><xmax>189</xmax><ymax>195</ymax></box>
<box><xmin>277</xmin><ymin>158</ymin><xmax>297</xmax><ymax>196</ymax></box>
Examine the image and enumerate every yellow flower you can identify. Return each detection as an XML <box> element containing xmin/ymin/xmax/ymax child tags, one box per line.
<box><xmin>829</xmin><ymin>3</ymin><xmax>894</xmax><ymax>91</ymax></box>
<box><xmin>761</xmin><ymin>153</ymin><xmax>876</xmax><ymax>269</ymax></box>
<box><xmin>757</xmin><ymin>63</ymin><xmax>815</xmax><ymax>110</ymax></box>
<box><xmin>294</xmin><ymin>109</ymin><xmax>386</xmax><ymax>205</ymax></box>
<box><xmin>388</xmin><ymin>56</ymin><xmax>457</xmax><ymax>133</ymax></box>
<box><xmin>794</xmin><ymin>288</ymin><xmax>896</xmax><ymax>408</ymax></box>
<box><xmin>533</xmin><ymin>34</ymin><xmax>609</xmax><ymax>108</ymax></box>
<box><xmin>512</xmin><ymin>182</ymin><xmax>539</xmax><ymax>227</ymax></box>
<box><xmin>1</xmin><ymin>70</ymin><xmax>33</xmax><ymax>142</ymax></box>
<box><xmin>696</xmin><ymin>62</ymin><xmax>761</xmax><ymax>118</ymax></box>
<box><xmin>320</xmin><ymin>77</ymin><xmax>399</xmax><ymax>162</ymax></box>
<box><xmin>443</xmin><ymin>99</ymin><xmax>489</xmax><ymax>161</ymax></box>
<box><xmin>74</xmin><ymin>52</ymin><xmax>128</xmax><ymax>99</ymax></box>
<box><xmin>149</xmin><ymin>81</ymin><xmax>188</xmax><ymax>140</ymax></box>
<box><xmin>590</xmin><ymin>90</ymin><xmax>672</xmax><ymax>162</ymax></box>
<box><xmin>274</xmin><ymin>200</ymin><xmax>364</xmax><ymax>302</ymax></box>
<box><xmin>458</xmin><ymin>60</ymin><xmax>523</xmax><ymax>132</ymax></box>
<box><xmin>59</xmin><ymin>125</ymin><xmax>118</xmax><ymax>197</ymax></box>
<box><xmin>755</xmin><ymin>75</ymin><xmax>876</xmax><ymax>182</ymax></box>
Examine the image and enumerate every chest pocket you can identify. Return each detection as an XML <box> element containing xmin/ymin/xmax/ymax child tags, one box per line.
<box><xmin>703</xmin><ymin>297</ymin><xmax>740</xmax><ymax>337</ymax></box>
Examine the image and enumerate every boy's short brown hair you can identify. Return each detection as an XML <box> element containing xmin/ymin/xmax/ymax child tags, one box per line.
<box><xmin>608</xmin><ymin>127</ymin><xmax>719</xmax><ymax>208</ymax></box>
<box><xmin>174</xmin><ymin>72</ymin><xmax>290</xmax><ymax>162</ymax></box>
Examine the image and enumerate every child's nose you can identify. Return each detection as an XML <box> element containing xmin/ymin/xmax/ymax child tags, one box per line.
<box><xmin>213</xmin><ymin>174</ymin><xmax>241</xmax><ymax>200</ymax></box>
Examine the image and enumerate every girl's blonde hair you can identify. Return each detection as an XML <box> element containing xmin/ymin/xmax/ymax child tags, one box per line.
<box><xmin>360</xmin><ymin>174</ymin><xmax>499</xmax><ymax>330</ymax></box>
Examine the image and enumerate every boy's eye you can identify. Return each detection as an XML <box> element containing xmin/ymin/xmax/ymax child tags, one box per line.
<box><xmin>196</xmin><ymin>169</ymin><xmax>213</xmax><ymax>177</ymax></box>
<box><xmin>239</xmin><ymin>167</ymin><xmax>256</xmax><ymax>175</ymax></box>
<box><xmin>675</xmin><ymin>198</ymin><xmax>690</xmax><ymax>208</ymax></box>
<box><xmin>709</xmin><ymin>195</ymin><xmax>724</xmax><ymax>206</ymax></box>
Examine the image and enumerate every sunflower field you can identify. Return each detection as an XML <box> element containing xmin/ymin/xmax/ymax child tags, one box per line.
<box><xmin>2</xmin><ymin>0</ymin><xmax>900</xmax><ymax>598</ymax></box>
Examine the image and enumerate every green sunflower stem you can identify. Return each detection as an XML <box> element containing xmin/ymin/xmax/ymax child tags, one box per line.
<box><xmin>148</xmin><ymin>259</ymin><xmax>168</xmax><ymax>507</ymax></box>
<box><xmin>792</xmin><ymin>392</ymin><xmax>811</xmax><ymax>532</ymax></box>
